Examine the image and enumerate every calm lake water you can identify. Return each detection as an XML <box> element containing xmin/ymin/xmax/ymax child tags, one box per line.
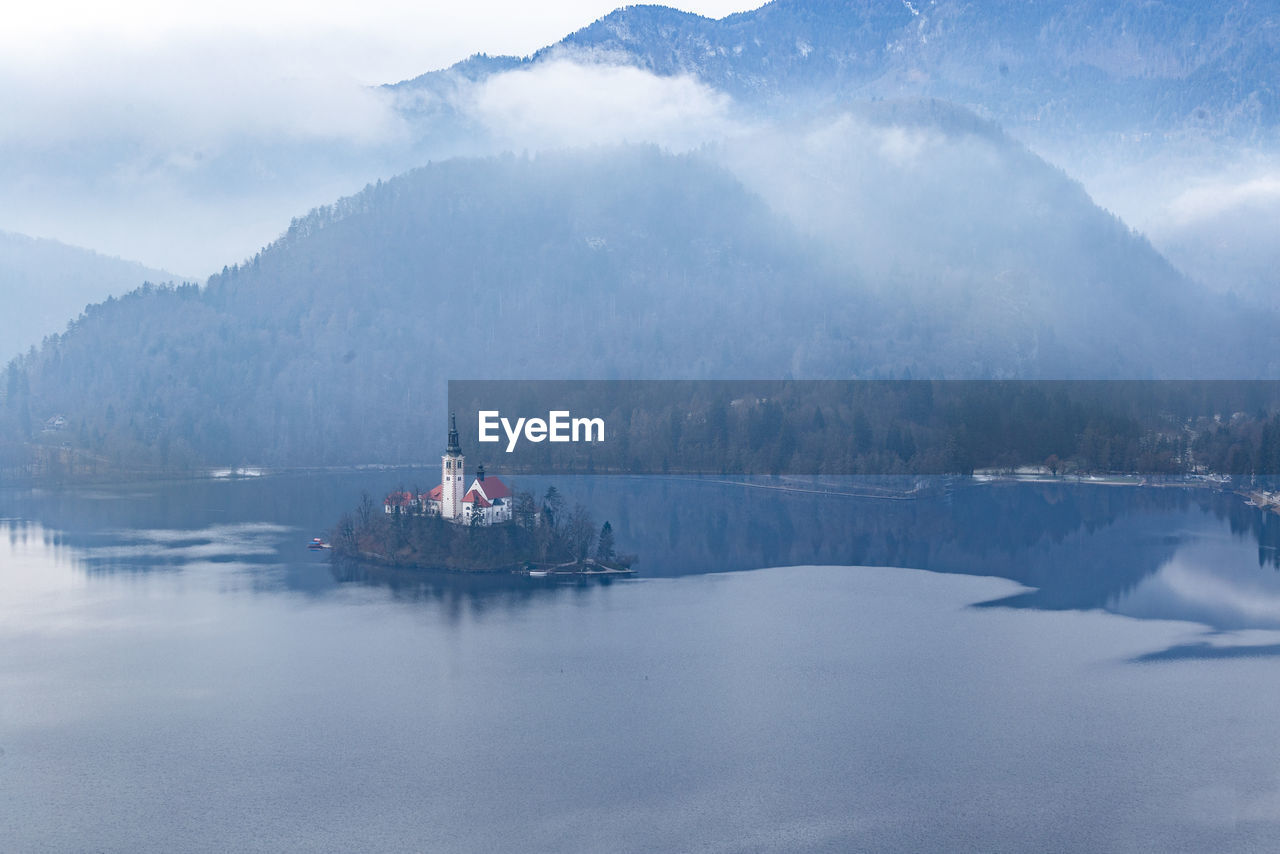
<box><xmin>4</xmin><ymin>472</ymin><xmax>1280</xmax><ymax>852</ymax></box>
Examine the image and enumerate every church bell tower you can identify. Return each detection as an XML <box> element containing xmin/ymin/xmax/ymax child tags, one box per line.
<box><xmin>442</xmin><ymin>412</ymin><xmax>465</xmax><ymax>519</ymax></box>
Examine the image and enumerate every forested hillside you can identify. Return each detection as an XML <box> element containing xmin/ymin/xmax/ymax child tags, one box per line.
<box><xmin>1</xmin><ymin>120</ymin><xmax>1268</xmax><ymax>472</ymax></box>
<box><xmin>0</xmin><ymin>232</ymin><xmax>179</xmax><ymax>361</ymax></box>
<box><xmin>3</xmin><ymin>149</ymin><xmax>828</xmax><ymax>470</ymax></box>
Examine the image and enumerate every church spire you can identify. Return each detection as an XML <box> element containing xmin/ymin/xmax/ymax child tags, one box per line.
<box><xmin>441</xmin><ymin>412</ymin><xmax>465</xmax><ymax>520</ymax></box>
<box><xmin>447</xmin><ymin>411</ymin><xmax>461</xmax><ymax>456</ymax></box>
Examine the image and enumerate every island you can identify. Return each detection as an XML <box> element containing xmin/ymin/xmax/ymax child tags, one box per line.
<box><xmin>329</xmin><ymin>415</ymin><xmax>634</xmax><ymax>576</ymax></box>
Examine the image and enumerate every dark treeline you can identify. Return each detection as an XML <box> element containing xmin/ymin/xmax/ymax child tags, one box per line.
<box><xmin>333</xmin><ymin>485</ymin><xmax>625</xmax><ymax>572</ymax></box>
<box><xmin>453</xmin><ymin>381</ymin><xmax>1280</xmax><ymax>476</ymax></box>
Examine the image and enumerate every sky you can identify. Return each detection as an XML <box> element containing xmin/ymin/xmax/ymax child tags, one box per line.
<box><xmin>2</xmin><ymin>1</ymin><xmax>757</xmax><ymax>85</ymax></box>
<box><xmin>0</xmin><ymin>1</ymin><xmax>761</xmax><ymax>274</ymax></box>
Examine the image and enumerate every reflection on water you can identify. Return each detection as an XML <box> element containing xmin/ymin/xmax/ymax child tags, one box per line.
<box><xmin>8</xmin><ymin>472</ymin><xmax>1280</xmax><ymax>633</ymax></box>
<box><xmin>8</xmin><ymin>475</ymin><xmax>1280</xmax><ymax>850</ymax></box>
<box><xmin>331</xmin><ymin>560</ymin><xmax>631</xmax><ymax>619</ymax></box>
<box><xmin>1112</xmin><ymin>535</ymin><xmax>1280</xmax><ymax>630</ymax></box>
<box><xmin>80</xmin><ymin>522</ymin><xmax>291</xmax><ymax>567</ymax></box>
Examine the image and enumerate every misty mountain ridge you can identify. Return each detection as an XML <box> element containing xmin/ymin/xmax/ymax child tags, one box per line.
<box><xmin>3</xmin><ymin>110</ymin><xmax>1270</xmax><ymax>469</ymax></box>
<box><xmin>394</xmin><ymin>0</ymin><xmax>1280</xmax><ymax>143</ymax></box>
<box><xmin>4</xmin><ymin>2</ymin><xmax>1276</xmax><ymax>470</ymax></box>
<box><xmin>4</xmin><ymin>0</ymin><xmax>1275</xmax><ymax>284</ymax></box>
<box><xmin>384</xmin><ymin>1</ymin><xmax>1280</xmax><ymax>307</ymax></box>
<box><xmin>0</xmin><ymin>231</ymin><xmax>181</xmax><ymax>362</ymax></box>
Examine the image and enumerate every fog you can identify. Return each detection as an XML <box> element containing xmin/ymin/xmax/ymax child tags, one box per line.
<box><xmin>0</xmin><ymin>2</ymin><xmax>752</xmax><ymax>276</ymax></box>
<box><xmin>2</xmin><ymin>0</ymin><xmax>1275</xmax><ymax>309</ymax></box>
<box><xmin>2</xmin><ymin>6</ymin><xmax>1273</xmax><ymax>301</ymax></box>
<box><xmin>1142</xmin><ymin>168</ymin><xmax>1280</xmax><ymax>309</ymax></box>
<box><xmin>1035</xmin><ymin>141</ymin><xmax>1280</xmax><ymax>312</ymax></box>
<box><xmin>469</xmin><ymin>60</ymin><xmax>742</xmax><ymax>151</ymax></box>
<box><xmin>0</xmin><ymin>34</ymin><xmax>410</xmax><ymax>275</ymax></box>
<box><xmin>4</xmin><ymin>0</ymin><xmax>1280</xmax><ymax>469</ymax></box>
<box><xmin>0</xmin><ymin>57</ymin><xmax>752</xmax><ymax>276</ymax></box>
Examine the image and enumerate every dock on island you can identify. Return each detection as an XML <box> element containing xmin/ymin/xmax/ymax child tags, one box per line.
<box><xmin>515</xmin><ymin>559</ymin><xmax>636</xmax><ymax>579</ymax></box>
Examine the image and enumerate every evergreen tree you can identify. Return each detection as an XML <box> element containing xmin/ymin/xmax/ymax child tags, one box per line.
<box><xmin>542</xmin><ymin>485</ymin><xmax>564</xmax><ymax>530</ymax></box>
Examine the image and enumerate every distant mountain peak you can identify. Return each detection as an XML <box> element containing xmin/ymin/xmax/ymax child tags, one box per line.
<box><xmin>0</xmin><ymin>231</ymin><xmax>181</xmax><ymax>361</ymax></box>
<box><xmin>390</xmin><ymin>0</ymin><xmax>1280</xmax><ymax>141</ymax></box>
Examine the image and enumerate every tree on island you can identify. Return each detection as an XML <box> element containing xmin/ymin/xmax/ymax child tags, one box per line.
<box><xmin>358</xmin><ymin>491</ymin><xmax>375</xmax><ymax>527</ymax></box>
<box><xmin>542</xmin><ymin>485</ymin><xmax>564</xmax><ymax>530</ymax></box>
<box><xmin>595</xmin><ymin>521</ymin><xmax>616</xmax><ymax>562</ymax></box>
<box><xmin>513</xmin><ymin>490</ymin><xmax>538</xmax><ymax>530</ymax></box>
<box><xmin>565</xmin><ymin>503</ymin><xmax>596</xmax><ymax>560</ymax></box>
<box><xmin>336</xmin><ymin>512</ymin><xmax>357</xmax><ymax>553</ymax></box>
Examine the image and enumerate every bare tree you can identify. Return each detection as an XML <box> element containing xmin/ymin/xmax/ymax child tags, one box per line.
<box><xmin>514</xmin><ymin>489</ymin><xmax>538</xmax><ymax>530</ymax></box>
<box><xmin>1045</xmin><ymin>454</ymin><xmax>1061</xmax><ymax>476</ymax></box>
<box><xmin>566</xmin><ymin>503</ymin><xmax>596</xmax><ymax>560</ymax></box>
<box><xmin>336</xmin><ymin>512</ymin><xmax>357</xmax><ymax>553</ymax></box>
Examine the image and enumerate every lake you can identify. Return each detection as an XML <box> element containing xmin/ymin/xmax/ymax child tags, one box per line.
<box><xmin>3</xmin><ymin>472</ymin><xmax>1280</xmax><ymax>852</ymax></box>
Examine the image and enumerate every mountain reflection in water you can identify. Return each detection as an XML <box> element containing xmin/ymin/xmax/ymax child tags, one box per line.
<box><xmin>7</xmin><ymin>472</ymin><xmax>1280</xmax><ymax>634</ymax></box>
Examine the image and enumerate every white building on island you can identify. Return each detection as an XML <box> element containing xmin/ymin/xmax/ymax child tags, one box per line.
<box><xmin>386</xmin><ymin>413</ymin><xmax>513</xmax><ymax>525</ymax></box>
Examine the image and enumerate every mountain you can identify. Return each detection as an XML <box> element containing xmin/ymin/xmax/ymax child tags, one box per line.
<box><xmin>393</xmin><ymin>0</ymin><xmax>1280</xmax><ymax>144</ymax></box>
<box><xmin>5</xmin><ymin>1</ymin><xmax>1273</xmax><ymax>279</ymax></box>
<box><xmin>387</xmin><ymin>0</ymin><xmax>1280</xmax><ymax>323</ymax></box>
<box><xmin>0</xmin><ymin>232</ymin><xmax>181</xmax><ymax>361</ymax></box>
<box><xmin>1</xmin><ymin>112</ymin><xmax>1267</xmax><ymax>472</ymax></box>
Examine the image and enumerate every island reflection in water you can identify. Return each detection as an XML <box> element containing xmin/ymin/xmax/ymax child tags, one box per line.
<box><xmin>8</xmin><ymin>474</ymin><xmax>1280</xmax><ymax>851</ymax></box>
<box><xmin>7</xmin><ymin>471</ymin><xmax>1280</xmax><ymax>635</ymax></box>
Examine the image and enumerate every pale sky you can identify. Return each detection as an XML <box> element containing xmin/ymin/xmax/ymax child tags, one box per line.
<box><xmin>3</xmin><ymin>0</ymin><xmax>759</xmax><ymax>85</ymax></box>
<box><xmin>0</xmin><ymin>0</ymin><xmax>763</xmax><ymax>271</ymax></box>
<box><xmin>2</xmin><ymin>0</ymin><xmax>1274</xmax><ymax>282</ymax></box>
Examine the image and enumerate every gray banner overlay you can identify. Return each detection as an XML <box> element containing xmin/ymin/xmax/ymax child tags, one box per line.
<box><xmin>447</xmin><ymin>380</ymin><xmax>1280</xmax><ymax>476</ymax></box>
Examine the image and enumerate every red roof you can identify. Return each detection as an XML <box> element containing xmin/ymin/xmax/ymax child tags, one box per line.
<box><xmin>473</xmin><ymin>476</ymin><xmax>511</xmax><ymax>501</ymax></box>
<box><xmin>425</xmin><ymin>485</ymin><xmax>442</xmax><ymax>500</ymax></box>
<box><xmin>384</xmin><ymin>491</ymin><xmax>414</xmax><ymax>507</ymax></box>
<box><xmin>462</xmin><ymin>489</ymin><xmax>491</xmax><ymax>508</ymax></box>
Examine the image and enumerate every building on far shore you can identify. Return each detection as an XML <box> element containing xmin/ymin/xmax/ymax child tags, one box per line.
<box><xmin>384</xmin><ymin>413</ymin><xmax>513</xmax><ymax>525</ymax></box>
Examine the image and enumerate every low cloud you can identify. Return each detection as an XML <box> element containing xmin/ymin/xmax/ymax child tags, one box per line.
<box><xmin>466</xmin><ymin>59</ymin><xmax>743</xmax><ymax>152</ymax></box>
<box><xmin>0</xmin><ymin>33</ymin><xmax>414</xmax><ymax>272</ymax></box>
<box><xmin>0</xmin><ymin>50</ymin><xmax>747</xmax><ymax>273</ymax></box>
<box><xmin>1130</xmin><ymin>167</ymin><xmax>1280</xmax><ymax>303</ymax></box>
<box><xmin>1165</xmin><ymin>174</ymin><xmax>1280</xmax><ymax>226</ymax></box>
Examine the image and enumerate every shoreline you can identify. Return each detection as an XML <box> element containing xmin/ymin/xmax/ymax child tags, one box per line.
<box><xmin>7</xmin><ymin>464</ymin><xmax>1272</xmax><ymax>518</ymax></box>
<box><xmin>339</xmin><ymin>549</ymin><xmax>635</xmax><ymax>578</ymax></box>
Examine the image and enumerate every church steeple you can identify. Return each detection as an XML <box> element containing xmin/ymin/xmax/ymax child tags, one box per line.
<box><xmin>441</xmin><ymin>412</ymin><xmax>465</xmax><ymax>520</ymax></box>
<box><xmin>447</xmin><ymin>411</ymin><xmax>461</xmax><ymax>456</ymax></box>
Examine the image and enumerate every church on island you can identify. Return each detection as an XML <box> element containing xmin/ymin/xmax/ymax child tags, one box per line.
<box><xmin>384</xmin><ymin>413</ymin><xmax>513</xmax><ymax>525</ymax></box>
